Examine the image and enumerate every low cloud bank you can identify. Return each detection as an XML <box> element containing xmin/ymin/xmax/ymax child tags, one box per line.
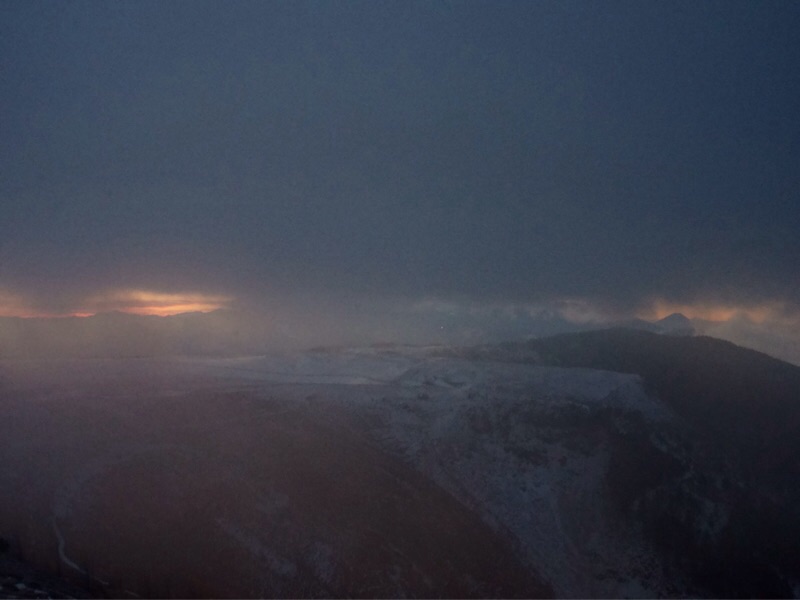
<box><xmin>0</xmin><ymin>298</ymin><xmax>598</xmax><ymax>360</ymax></box>
<box><xmin>1</xmin><ymin>296</ymin><xmax>798</xmax><ymax>366</ymax></box>
<box><xmin>0</xmin><ymin>310</ymin><xmax>271</xmax><ymax>359</ymax></box>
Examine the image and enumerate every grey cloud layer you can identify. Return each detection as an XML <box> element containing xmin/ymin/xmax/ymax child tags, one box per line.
<box><xmin>2</xmin><ymin>0</ymin><xmax>799</xmax><ymax>313</ymax></box>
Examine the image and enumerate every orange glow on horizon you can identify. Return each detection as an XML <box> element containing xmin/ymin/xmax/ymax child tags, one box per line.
<box><xmin>118</xmin><ymin>303</ymin><xmax>228</xmax><ymax>316</ymax></box>
<box><xmin>0</xmin><ymin>290</ymin><xmax>31</xmax><ymax>318</ymax></box>
<box><xmin>0</xmin><ymin>288</ymin><xmax>233</xmax><ymax>318</ymax></box>
<box><xmin>13</xmin><ymin>312</ymin><xmax>97</xmax><ymax>319</ymax></box>
<box><xmin>85</xmin><ymin>289</ymin><xmax>233</xmax><ymax>316</ymax></box>
<box><xmin>640</xmin><ymin>299</ymin><xmax>786</xmax><ymax>324</ymax></box>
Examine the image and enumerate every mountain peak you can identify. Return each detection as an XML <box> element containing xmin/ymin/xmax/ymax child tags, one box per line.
<box><xmin>657</xmin><ymin>312</ymin><xmax>690</xmax><ymax>324</ymax></box>
<box><xmin>655</xmin><ymin>312</ymin><xmax>694</xmax><ymax>335</ymax></box>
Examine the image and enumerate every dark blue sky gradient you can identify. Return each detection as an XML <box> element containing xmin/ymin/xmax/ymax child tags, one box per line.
<box><xmin>2</xmin><ymin>0</ymin><xmax>799</xmax><ymax>314</ymax></box>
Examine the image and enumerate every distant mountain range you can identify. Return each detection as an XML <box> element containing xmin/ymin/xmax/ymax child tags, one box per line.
<box><xmin>0</xmin><ymin>309</ymin><xmax>702</xmax><ymax>361</ymax></box>
<box><xmin>3</xmin><ymin>307</ymin><xmax>798</xmax><ymax>371</ymax></box>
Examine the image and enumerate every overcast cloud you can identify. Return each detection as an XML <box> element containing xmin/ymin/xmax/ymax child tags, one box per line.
<box><xmin>2</xmin><ymin>1</ymin><xmax>799</xmax><ymax>355</ymax></box>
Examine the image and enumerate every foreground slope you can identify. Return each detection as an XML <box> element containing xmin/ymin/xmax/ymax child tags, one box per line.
<box><xmin>0</xmin><ymin>357</ymin><xmax>549</xmax><ymax>598</ymax></box>
<box><xmin>1</xmin><ymin>333</ymin><xmax>799</xmax><ymax>598</ymax></box>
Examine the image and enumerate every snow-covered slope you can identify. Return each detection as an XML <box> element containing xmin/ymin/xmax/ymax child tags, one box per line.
<box><xmin>184</xmin><ymin>348</ymin><xmax>684</xmax><ymax>596</ymax></box>
<box><xmin>333</xmin><ymin>355</ymin><xmax>679</xmax><ymax>597</ymax></box>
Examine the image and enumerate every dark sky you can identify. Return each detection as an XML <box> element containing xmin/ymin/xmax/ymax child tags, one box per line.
<box><xmin>2</xmin><ymin>0</ymin><xmax>799</xmax><ymax>324</ymax></box>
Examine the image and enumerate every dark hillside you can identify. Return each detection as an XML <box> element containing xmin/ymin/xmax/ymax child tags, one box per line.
<box><xmin>1</xmin><ymin>538</ymin><xmax>93</xmax><ymax>599</ymax></box>
<box><xmin>521</xmin><ymin>329</ymin><xmax>800</xmax><ymax>597</ymax></box>
<box><xmin>528</xmin><ymin>329</ymin><xmax>800</xmax><ymax>487</ymax></box>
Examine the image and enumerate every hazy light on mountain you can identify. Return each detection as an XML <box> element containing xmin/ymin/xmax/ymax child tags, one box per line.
<box><xmin>642</xmin><ymin>299</ymin><xmax>795</xmax><ymax>324</ymax></box>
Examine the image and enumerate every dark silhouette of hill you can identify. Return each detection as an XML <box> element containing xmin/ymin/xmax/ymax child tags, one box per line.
<box><xmin>526</xmin><ymin>329</ymin><xmax>800</xmax><ymax>485</ymax></box>
<box><xmin>1</xmin><ymin>537</ymin><xmax>93</xmax><ymax>599</ymax></box>
<box><xmin>517</xmin><ymin>329</ymin><xmax>800</xmax><ymax>597</ymax></box>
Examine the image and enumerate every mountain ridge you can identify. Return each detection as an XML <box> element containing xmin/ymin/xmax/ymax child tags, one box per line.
<box><xmin>482</xmin><ymin>328</ymin><xmax>800</xmax><ymax>597</ymax></box>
